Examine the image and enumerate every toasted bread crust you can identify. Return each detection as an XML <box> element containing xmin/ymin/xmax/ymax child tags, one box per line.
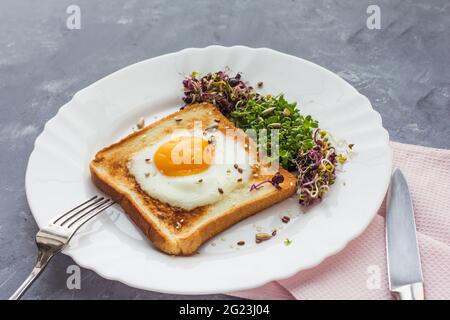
<box><xmin>90</xmin><ymin>103</ymin><xmax>297</xmax><ymax>255</ymax></box>
<box><xmin>91</xmin><ymin>164</ymin><xmax>296</xmax><ymax>255</ymax></box>
<box><xmin>90</xmin><ymin>168</ymin><xmax>178</xmax><ymax>253</ymax></box>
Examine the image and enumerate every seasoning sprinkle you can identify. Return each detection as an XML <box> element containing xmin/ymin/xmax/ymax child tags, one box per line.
<box><xmin>268</xmin><ymin>123</ymin><xmax>281</xmax><ymax>129</ymax></box>
<box><xmin>255</xmin><ymin>233</ymin><xmax>272</xmax><ymax>242</ymax></box>
<box><xmin>234</xmin><ymin>164</ymin><xmax>239</xmax><ymax>169</ymax></box>
<box><xmin>272</xmin><ymin>229</ymin><xmax>277</xmax><ymax>236</ymax></box>
<box><xmin>237</xmin><ymin>178</ymin><xmax>242</xmax><ymax>182</ymax></box>
<box><xmin>238</xmin><ymin>168</ymin><xmax>243</xmax><ymax>174</ymax></box>
<box><xmin>260</xmin><ymin>107</ymin><xmax>276</xmax><ymax>118</ymax></box>
<box><xmin>237</xmin><ymin>241</ymin><xmax>245</xmax><ymax>246</ymax></box>
<box><xmin>218</xmin><ymin>188</ymin><xmax>224</xmax><ymax>194</ymax></box>
<box><xmin>208</xmin><ymin>136</ymin><xmax>216</xmax><ymax>145</ymax></box>
<box><xmin>145</xmin><ymin>173</ymin><xmax>150</xmax><ymax>178</ymax></box>
<box><xmin>197</xmin><ymin>179</ymin><xmax>203</xmax><ymax>183</ymax></box>
<box><xmin>281</xmin><ymin>216</ymin><xmax>291</xmax><ymax>223</ymax></box>
<box><xmin>205</xmin><ymin>123</ymin><xmax>219</xmax><ymax>131</ymax></box>
<box><xmin>137</xmin><ymin>117</ymin><xmax>145</xmax><ymax>129</ymax></box>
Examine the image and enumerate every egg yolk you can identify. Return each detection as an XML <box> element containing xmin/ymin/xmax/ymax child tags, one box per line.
<box><xmin>154</xmin><ymin>136</ymin><xmax>214</xmax><ymax>176</ymax></box>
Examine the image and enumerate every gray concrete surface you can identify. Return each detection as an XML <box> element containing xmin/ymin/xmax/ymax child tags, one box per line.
<box><xmin>1</xmin><ymin>0</ymin><xmax>449</xmax><ymax>300</ymax></box>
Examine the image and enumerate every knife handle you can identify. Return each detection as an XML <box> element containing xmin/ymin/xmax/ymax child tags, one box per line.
<box><xmin>392</xmin><ymin>282</ymin><xmax>424</xmax><ymax>300</ymax></box>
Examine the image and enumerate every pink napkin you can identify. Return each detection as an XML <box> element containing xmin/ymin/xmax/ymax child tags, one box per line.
<box><xmin>231</xmin><ymin>141</ymin><xmax>450</xmax><ymax>300</ymax></box>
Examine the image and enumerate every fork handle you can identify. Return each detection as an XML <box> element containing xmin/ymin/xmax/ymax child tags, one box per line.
<box><xmin>9</xmin><ymin>248</ymin><xmax>55</xmax><ymax>300</ymax></box>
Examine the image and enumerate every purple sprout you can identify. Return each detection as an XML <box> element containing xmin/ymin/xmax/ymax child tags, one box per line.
<box><xmin>182</xmin><ymin>71</ymin><xmax>261</xmax><ymax>115</ymax></box>
<box><xmin>294</xmin><ymin>129</ymin><xmax>339</xmax><ymax>206</ymax></box>
<box><xmin>250</xmin><ymin>173</ymin><xmax>285</xmax><ymax>191</ymax></box>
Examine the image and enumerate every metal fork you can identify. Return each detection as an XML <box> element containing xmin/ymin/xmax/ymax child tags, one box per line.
<box><xmin>9</xmin><ymin>196</ymin><xmax>115</xmax><ymax>300</ymax></box>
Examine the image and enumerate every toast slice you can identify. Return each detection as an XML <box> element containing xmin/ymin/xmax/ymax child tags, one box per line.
<box><xmin>90</xmin><ymin>103</ymin><xmax>297</xmax><ymax>255</ymax></box>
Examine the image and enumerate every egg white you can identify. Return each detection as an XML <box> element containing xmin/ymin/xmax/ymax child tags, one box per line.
<box><xmin>128</xmin><ymin>130</ymin><xmax>254</xmax><ymax>210</ymax></box>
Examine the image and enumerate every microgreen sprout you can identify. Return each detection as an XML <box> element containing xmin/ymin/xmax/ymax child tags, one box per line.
<box><xmin>249</xmin><ymin>173</ymin><xmax>284</xmax><ymax>191</ymax></box>
<box><xmin>293</xmin><ymin>129</ymin><xmax>349</xmax><ymax>206</ymax></box>
<box><xmin>181</xmin><ymin>71</ymin><xmax>351</xmax><ymax>207</ymax></box>
<box><xmin>182</xmin><ymin>71</ymin><xmax>262</xmax><ymax>115</ymax></box>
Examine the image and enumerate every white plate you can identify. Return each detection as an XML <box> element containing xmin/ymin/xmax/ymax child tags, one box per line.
<box><xmin>26</xmin><ymin>46</ymin><xmax>392</xmax><ymax>294</ymax></box>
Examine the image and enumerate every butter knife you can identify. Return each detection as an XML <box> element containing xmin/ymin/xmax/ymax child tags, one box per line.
<box><xmin>386</xmin><ymin>169</ymin><xmax>424</xmax><ymax>300</ymax></box>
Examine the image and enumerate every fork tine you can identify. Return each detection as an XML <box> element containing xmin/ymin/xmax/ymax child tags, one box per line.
<box><xmin>53</xmin><ymin>196</ymin><xmax>100</xmax><ymax>225</ymax></box>
<box><xmin>57</xmin><ymin>197</ymin><xmax>105</xmax><ymax>226</ymax></box>
<box><xmin>63</xmin><ymin>198</ymin><xmax>110</xmax><ymax>227</ymax></box>
<box><xmin>67</xmin><ymin>199</ymin><xmax>115</xmax><ymax>230</ymax></box>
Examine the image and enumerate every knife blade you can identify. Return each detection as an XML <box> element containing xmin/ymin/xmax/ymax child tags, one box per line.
<box><xmin>386</xmin><ymin>169</ymin><xmax>424</xmax><ymax>300</ymax></box>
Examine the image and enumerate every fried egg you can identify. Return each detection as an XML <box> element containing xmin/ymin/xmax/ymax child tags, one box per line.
<box><xmin>128</xmin><ymin>129</ymin><xmax>254</xmax><ymax>210</ymax></box>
